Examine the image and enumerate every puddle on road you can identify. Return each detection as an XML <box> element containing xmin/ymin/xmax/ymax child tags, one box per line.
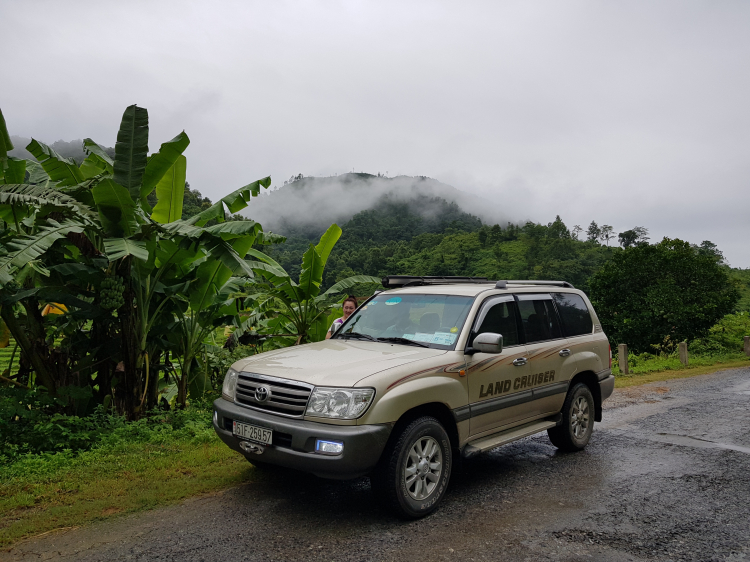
<box><xmin>729</xmin><ymin>377</ymin><xmax>750</xmax><ymax>395</ymax></box>
<box><xmin>647</xmin><ymin>433</ymin><xmax>750</xmax><ymax>455</ymax></box>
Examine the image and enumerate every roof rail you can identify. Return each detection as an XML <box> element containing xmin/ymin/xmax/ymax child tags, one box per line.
<box><xmin>495</xmin><ymin>280</ymin><xmax>575</xmax><ymax>289</ymax></box>
<box><xmin>381</xmin><ymin>276</ymin><xmax>575</xmax><ymax>289</ymax></box>
<box><xmin>382</xmin><ymin>276</ymin><xmax>490</xmax><ymax>288</ymax></box>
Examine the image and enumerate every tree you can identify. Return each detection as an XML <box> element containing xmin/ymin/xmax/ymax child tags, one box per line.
<box><xmin>586</xmin><ymin>221</ymin><xmax>600</xmax><ymax>243</ymax></box>
<box><xmin>571</xmin><ymin>225</ymin><xmax>582</xmax><ymax>240</ymax></box>
<box><xmin>589</xmin><ymin>238</ymin><xmax>739</xmax><ymax>353</ymax></box>
<box><xmin>693</xmin><ymin>240</ymin><xmax>725</xmax><ymax>264</ymax></box>
<box><xmin>599</xmin><ymin>225</ymin><xmax>614</xmax><ymax>246</ymax></box>
<box><xmin>618</xmin><ymin>226</ymin><xmax>649</xmax><ymax>248</ymax></box>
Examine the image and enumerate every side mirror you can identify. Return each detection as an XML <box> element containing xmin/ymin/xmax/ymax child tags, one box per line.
<box><xmin>472</xmin><ymin>332</ymin><xmax>503</xmax><ymax>354</ymax></box>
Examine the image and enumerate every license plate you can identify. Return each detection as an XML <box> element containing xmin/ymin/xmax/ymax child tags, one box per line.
<box><xmin>232</xmin><ymin>421</ymin><xmax>273</xmax><ymax>445</ymax></box>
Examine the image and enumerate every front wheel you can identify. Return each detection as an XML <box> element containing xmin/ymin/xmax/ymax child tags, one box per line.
<box><xmin>548</xmin><ymin>383</ymin><xmax>595</xmax><ymax>452</ymax></box>
<box><xmin>372</xmin><ymin>416</ymin><xmax>452</xmax><ymax>519</ymax></box>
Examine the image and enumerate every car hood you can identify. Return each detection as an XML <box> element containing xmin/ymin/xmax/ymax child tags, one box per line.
<box><xmin>232</xmin><ymin>340</ymin><xmax>447</xmax><ymax>387</ymax></box>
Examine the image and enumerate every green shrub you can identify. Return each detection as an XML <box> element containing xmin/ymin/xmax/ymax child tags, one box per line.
<box><xmin>0</xmin><ymin>387</ymin><xmax>218</xmax><ymax>465</ymax></box>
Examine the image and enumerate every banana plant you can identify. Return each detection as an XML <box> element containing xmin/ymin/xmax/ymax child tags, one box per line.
<box><xmin>245</xmin><ymin>224</ymin><xmax>379</xmax><ymax>344</ymax></box>
<box><xmin>0</xmin><ymin>104</ymin><xmax>275</xmax><ymax>416</ymax></box>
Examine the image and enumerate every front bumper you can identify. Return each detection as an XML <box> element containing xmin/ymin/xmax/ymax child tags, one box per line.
<box><xmin>213</xmin><ymin>398</ymin><xmax>392</xmax><ymax>479</ymax></box>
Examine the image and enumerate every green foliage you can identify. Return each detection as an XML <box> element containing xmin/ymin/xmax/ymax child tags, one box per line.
<box><xmin>611</xmin><ymin>350</ymin><xmax>748</xmax><ymax>377</ymax></box>
<box><xmin>246</xmin><ymin>224</ymin><xmax>379</xmax><ymax>344</ymax></box>
<box><xmin>689</xmin><ymin>312</ymin><xmax>750</xmax><ymax>354</ymax></box>
<box><xmin>730</xmin><ymin>268</ymin><xmax>750</xmax><ymax>312</ymax></box>
<box><xmin>0</xmin><ymin>388</ymin><xmax>219</xmax><ymax>465</ymax></box>
<box><xmin>589</xmin><ymin>238</ymin><xmax>740</xmax><ymax>353</ymax></box>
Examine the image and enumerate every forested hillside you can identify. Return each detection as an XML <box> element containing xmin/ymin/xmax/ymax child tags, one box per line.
<box><xmin>175</xmin><ymin>175</ymin><xmax>748</xmax><ymax>309</ymax></box>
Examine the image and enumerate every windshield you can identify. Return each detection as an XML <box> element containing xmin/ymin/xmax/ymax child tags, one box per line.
<box><xmin>333</xmin><ymin>293</ymin><xmax>475</xmax><ymax>350</ymax></box>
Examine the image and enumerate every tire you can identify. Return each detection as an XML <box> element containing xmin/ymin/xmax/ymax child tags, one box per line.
<box><xmin>372</xmin><ymin>416</ymin><xmax>452</xmax><ymax>519</ymax></box>
<box><xmin>548</xmin><ymin>383</ymin><xmax>595</xmax><ymax>452</ymax></box>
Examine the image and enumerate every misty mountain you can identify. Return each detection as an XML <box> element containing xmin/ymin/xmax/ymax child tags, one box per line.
<box><xmin>8</xmin><ymin>136</ymin><xmax>114</xmax><ymax>164</ymax></box>
<box><xmin>245</xmin><ymin>173</ymin><xmax>505</xmax><ymax>237</ymax></box>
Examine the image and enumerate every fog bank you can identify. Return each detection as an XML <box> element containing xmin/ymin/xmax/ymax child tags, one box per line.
<box><xmin>246</xmin><ymin>173</ymin><xmax>508</xmax><ymax>235</ymax></box>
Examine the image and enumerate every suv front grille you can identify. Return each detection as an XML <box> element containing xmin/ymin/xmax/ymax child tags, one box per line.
<box><xmin>235</xmin><ymin>373</ymin><xmax>312</xmax><ymax>418</ymax></box>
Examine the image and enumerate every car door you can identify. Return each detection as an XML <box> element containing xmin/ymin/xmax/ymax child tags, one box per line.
<box><xmin>466</xmin><ymin>295</ymin><xmax>531</xmax><ymax>437</ymax></box>
<box><xmin>516</xmin><ymin>293</ymin><xmax>575</xmax><ymax>418</ymax></box>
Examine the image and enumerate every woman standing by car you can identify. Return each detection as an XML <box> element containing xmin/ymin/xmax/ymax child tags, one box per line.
<box><xmin>325</xmin><ymin>296</ymin><xmax>358</xmax><ymax>339</ymax></box>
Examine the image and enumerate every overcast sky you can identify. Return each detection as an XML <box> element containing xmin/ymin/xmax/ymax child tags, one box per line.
<box><xmin>3</xmin><ymin>1</ymin><xmax>749</xmax><ymax>266</ymax></box>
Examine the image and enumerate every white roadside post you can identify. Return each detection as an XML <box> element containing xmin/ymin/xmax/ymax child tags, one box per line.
<box><xmin>679</xmin><ymin>342</ymin><xmax>689</xmax><ymax>367</ymax></box>
<box><xmin>618</xmin><ymin>344</ymin><xmax>629</xmax><ymax>375</ymax></box>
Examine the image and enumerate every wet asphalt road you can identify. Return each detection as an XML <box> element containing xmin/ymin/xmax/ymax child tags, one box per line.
<box><xmin>4</xmin><ymin>367</ymin><xmax>750</xmax><ymax>562</ymax></box>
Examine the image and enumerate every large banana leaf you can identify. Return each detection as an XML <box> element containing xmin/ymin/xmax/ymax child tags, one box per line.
<box><xmin>92</xmin><ymin>179</ymin><xmax>138</xmax><ymax>237</ymax></box>
<box><xmin>79</xmin><ymin>139</ymin><xmax>114</xmax><ymax>178</ymax></box>
<box><xmin>316</xmin><ymin>275</ymin><xmax>381</xmax><ymax>301</ymax></box>
<box><xmin>26</xmin><ymin>139</ymin><xmax>84</xmax><ymax>187</ymax></box>
<box><xmin>189</xmin><ymin>236</ymin><xmax>258</xmax><ymax>311</ymax></box>
<box><xmin>298</xmin><ymin>245</ymin><xmax>324</xmax><ymax>300</ymax></box>
<box><xmin>103</xmin><ymin>238</ymin><xmax>149</xmax><ymax>261</ymax></box>
<box><xmin>151</xmin><ymin>154</ymin><xmax>186</xmax><ymax>224</ymax></box>
<box><xmin>245</xmin><ymin>248</ymin><xmax>288</xmax><ymax>274</ymax></box>
<box><xmin>160</xmin><ymin>219</ymin><xmax>204</xmax><ymax>239</ymax></box>
<box><xmin>1</xmin><ymin>158</ymin><xmax>26</xmax><ymax>184</ymax></box>
<box><xmin>0</xmin><ymin>219</ymin><xmax>85</xmax><ymax>283</ymax></box>
<box><xmin>79</xmin><ymin>154</ymin><xmax>109</xmax><ymax>180</ymax></box>
<box><xmin>202</xmin><ymin>237</ymin><xmax>256</xmax><ymax>279</ymax></box>
<box><xmin>189</xmin><ymin>260</ymin><xmax>232</xmax><ymax>313</ymax></box>
<box><xmin>298</xmin><ymin>224</ymin><xmax>342</xmax><ymax>299</ymax></box>
<box><xmin>204</xmin><ymin>220</ymin><xmax>261</xmax><ymax>239</ymax></box>
<box><xmin>315</xmin><ymin>223</ymin><xmax>341</xmax><ymax>267</ymax></box>
<box><xmin>113</xmin><ymin>105</ymin><xmax>149</xmax><ymax>199</ymax></box>
<box><xmin>141</xmin><ymin>132</ymin><xmax>190</xmax><ymax>199</ymax></box>
<box><xmin>154</xmin><ymin>238</ymin><xmax>200</xmax><ymax>268</ymax></box>
<box><xmin>254</xmin><ymin>231</ymin><xmax>287</xmax><ymax>245</ymax></box>
<box><xmin>83</xmin><ymin>139</ymin><xmax>114</xmax><ymax>170</ymax></box>
<box><xmin>0</xmin><ymin>108</ymin><xmax>13</xmax><ymax>164</ymax></box>
<box><xmin>0</xmin><ymin>183</ymin><xmax>97</xmax><ymax>225</ymax></box>
<box><xmin>25</xmin><ymin>160</ymin><xmax>52</xmax><ymax>186</ymax></box>
<box><xmin>186</xmin><ymin>176</ymin><xmax>271</xmax><ymax>226</ymax></box>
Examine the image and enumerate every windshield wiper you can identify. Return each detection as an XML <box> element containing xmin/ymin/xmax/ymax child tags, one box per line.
<box><xmin>376</xmin><ymin>337</ymin><xmax>430</xmax><ymax>348</ymax></box>
<box><xmin>338</xmin><ymin>331</ymin><xmax>378</xmax><ymax>342</ymax></box>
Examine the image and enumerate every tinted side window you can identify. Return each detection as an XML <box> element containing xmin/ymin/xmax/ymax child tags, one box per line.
<box><xmin>475</xmin><ymin>301</ymin><xmax>520</xmax><ymax>347</ymax></box>
<box><xmin>552</xmin><ymin>293</ymin><xmax>593</xmax><ymax>337</ymax></box>
<box><xmin>517</xmin><ymin>299</ymin><xmax>562</xmax><ymax>343</ymax></box>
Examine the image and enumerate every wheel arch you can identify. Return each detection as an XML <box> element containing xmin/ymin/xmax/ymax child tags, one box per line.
<box><xmin>569</xmin><ymin>370</ymin><xmax>602</xmax><ymax>422</ymax></box>
<box><xmin>380</xmin><ymin>402</ymin><xmax>460</xmax><ymax>460</ymax></box>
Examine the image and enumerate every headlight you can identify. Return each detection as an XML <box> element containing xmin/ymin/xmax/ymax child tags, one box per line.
<box><xmin>222</xmin><ymin>368</ymin><xmax>239</xmax><ymax>401</ymax></box>
<box><xmin>305</xmin><ymin>387</ymin><xmax>375</xmax><ymax>419</ymax></box>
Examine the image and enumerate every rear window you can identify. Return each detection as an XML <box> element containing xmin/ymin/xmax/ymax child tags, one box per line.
<box><xmin>552</xmin><ymin>293</ymin><xmax>593</xmax><ymax>337</ymax></box>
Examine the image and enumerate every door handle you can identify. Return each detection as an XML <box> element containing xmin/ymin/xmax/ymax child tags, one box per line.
<box><xmin>559</xmin><ymin>349</ymin><xmax>571</xmax><ymax>357</ymax></box>
<box><xmin>512</xmin><ymin>357</ymin><xmax>527</xmax><ymax>366</ymax></box>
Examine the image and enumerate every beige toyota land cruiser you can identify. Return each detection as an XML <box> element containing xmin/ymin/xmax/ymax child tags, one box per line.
<box><xmin>213</xmin><ymin>276</ymin><xmax>614</xmax><ymax>518</ymax></box>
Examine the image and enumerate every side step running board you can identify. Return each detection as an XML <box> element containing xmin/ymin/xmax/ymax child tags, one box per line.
<box><xmin>462</xmin><ymin>415</ymin><xmax>562</xmax><ymax>458</ymax></box>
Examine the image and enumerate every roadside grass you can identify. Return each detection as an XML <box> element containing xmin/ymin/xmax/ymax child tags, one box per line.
<box><xmin>0</xmin><ymin>434</ymin><xmax>252</xmax><ymax>548</ymax></box>
<box><xmin>613</xmin><ymin>353</ymin><xmax>750</xmax><ymax>388</ymax></box>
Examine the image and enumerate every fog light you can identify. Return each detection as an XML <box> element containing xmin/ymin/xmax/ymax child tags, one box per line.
<box><xmin>316</xmin><ymin>439</ymin><xmax>344</xmax><ymax>455</ymax></box>
<box><xmin>213</xmin><ymin>411</ymin><xmax>218</xmax><ymax>425</ymax></box>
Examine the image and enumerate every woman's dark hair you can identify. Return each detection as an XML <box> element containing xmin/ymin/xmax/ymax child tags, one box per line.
<box><xmin>342</xmin><ymin>295</ymin><xmax>358</xmax><ymax>308</ymax></box>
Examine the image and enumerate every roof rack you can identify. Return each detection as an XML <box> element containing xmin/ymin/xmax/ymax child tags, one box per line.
<box><xmin>382</xmin><ymin>276</ymin><xmax>490</xmax><ymax>288</ymax></box>
<box><xmin>495</xmin><ymin>280</ymin><xmax>575</xmax><ymax>289</ymax></box>
<box><xmin>381</xmin><ymin>276</ymin><xmax>575</xmax><ymax>289</ymax></box>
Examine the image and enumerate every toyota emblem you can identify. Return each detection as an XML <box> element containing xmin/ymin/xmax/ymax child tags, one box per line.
<box><xmin>255</xmin><ymin>385</ymin><xmax>271</xmax><ymax>403</ymax></box>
